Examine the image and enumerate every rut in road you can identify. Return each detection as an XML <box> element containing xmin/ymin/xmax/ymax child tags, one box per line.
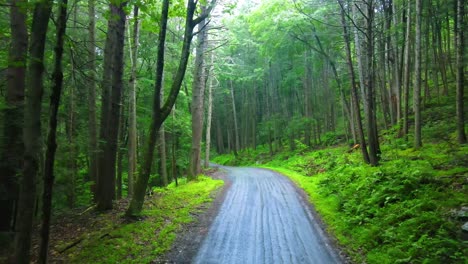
<box><xmin>194</xmin><ymin>167</ymin><xmax>342</xmax><ymax>264</ymax></box>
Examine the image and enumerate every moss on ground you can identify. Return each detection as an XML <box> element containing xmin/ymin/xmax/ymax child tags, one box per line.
<box><xmin>64</xmin><ymin>176</ymin><xmax>223</xmax><ymax>263</ymax></box>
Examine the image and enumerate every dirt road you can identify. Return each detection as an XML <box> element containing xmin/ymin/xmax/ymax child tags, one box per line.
<box><xmin>194</xmin><ymin>166</ymin><xmax>342</xmax><ymax>264</ymax></box>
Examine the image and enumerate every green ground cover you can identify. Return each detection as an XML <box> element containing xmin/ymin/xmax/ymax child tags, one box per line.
<box><xmin>213</xmin><ymin>140</ymin><xmax>467</xmax><ymax>263</ymax></box>
<box><xmin>63</xmin><ymin>176</ymin><xmax>223</xmax><ymax>263</ymax></box>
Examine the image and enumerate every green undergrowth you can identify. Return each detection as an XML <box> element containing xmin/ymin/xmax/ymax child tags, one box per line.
<box><xmin>65</xmin><ymin>176</ymin><xmax>223</xmax><ymax>263</ymax></box>
<box><xmin>213</xmin><ymin>142</ymin><xmax>468</xmax><ymax>263</ymax></box>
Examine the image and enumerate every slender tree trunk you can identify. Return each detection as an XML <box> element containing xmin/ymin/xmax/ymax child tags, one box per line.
<box><xmin>39</xmin><ymin>0</ymin><xmax>67</xmax><ymax>262</ymax></box>
<box><xmin>414</xmin><ymin>0</ymin><xmax>423</xmax><ymax>149</ymax></box>
<box><xmin>205</xmin><ymin>52</ymin><xmax>214</xmax><ymax>168</ymax></box>
<box><xmin>87</xmin><ymin>0</ymin><xmax>98</xmax><ymax>199</ymax></box>
<box><xmin>403</xmin><ymin>0</ymin><xmax>411</xmax><ymax>138</ymax></box>
<box><xmin>392</xmin><ymin>0</ymin><xmax>401</xmax><ymax>123</ymax></box>
<box><xmin>338</xmin><ymin>0</ymin><xmax>370</xmax><ymax>163</ymax></box>
<box><xmin>171</xmin><ymin>110</ymin><xmax>178</xmax><ymax>186</ymax></box>
<box><xmin>455</xmin><ymin>0</ymin><xmax>466</xmax><ymax>143</ymax></box>
<box><xmin>188</xmin><ymin>11</ymin><xmax>208</xmax><ymax>180</ymax></box>
<box><xmin>67</xmin><ymin>65</ymin><xmax>77</xmax><ymax>208</ymax></box>
<box><xmin>352</xmin><ymin>2</ymin><xmax>368</xmax><ymax>114</ymax></box>
<box><xmin>128</xmin><ymin>5</ymin><xmax>140</xmax><ymax>197</ymax></box>
<box><xmin>230</xmin><ymin>80</ymin><xmax>240</xmax><ymax>153</ymax></box>
<box><xmin>0</xmin><ymin>0</ymin><xmax>28</xmax><ymax>234</ymax></box>
<box><xmin>159</xmin><ymin>86</ymin><xmax>168</xmax><ymax>187</ymax></box>
<box><xmin>14</xmin><ymin>0</ymin><xmax>53</xmax><ymax>262</ymax></box>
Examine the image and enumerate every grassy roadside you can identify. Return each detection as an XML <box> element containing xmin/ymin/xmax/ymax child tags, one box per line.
<box><xmin>213</xmin><ymin>143</ymin><xmax>468</xmax><ymax>263</ymax></box>
<box><xmin>54</xmin><ymin>176</ymin><xmax>223</xmax><ymax>263</ymax></box>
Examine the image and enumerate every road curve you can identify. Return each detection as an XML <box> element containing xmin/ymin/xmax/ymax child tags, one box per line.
<box><xmin>194</xmin><ymin>166</ymin><xmax>342</xmax><ymax>264</ymax></box>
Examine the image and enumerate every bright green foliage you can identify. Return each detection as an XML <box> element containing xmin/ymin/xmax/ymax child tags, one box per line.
<box><xmin>214</xmin><ymin>139</ymin><xmax>467</xmax><ymax>263</ymax></box>
<box><xmin>63</xmin><ymin>176</ymin><xmax>223</xmax><ymax>263</ymax></box>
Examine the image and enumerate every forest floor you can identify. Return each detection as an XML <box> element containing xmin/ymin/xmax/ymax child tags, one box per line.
<box><xmin>15</xmin><ymin>169</ymin><xmax>225</xmax><ymax>263</ymax></box>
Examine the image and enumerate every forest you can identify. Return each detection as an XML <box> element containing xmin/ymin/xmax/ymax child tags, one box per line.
<box><xmin>0</xmin><ymin>0</ymin><xmax>467</xmax><ymax>263</ymax></box>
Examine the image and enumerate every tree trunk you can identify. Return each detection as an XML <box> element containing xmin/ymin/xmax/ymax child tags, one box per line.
<box><xmin>230</xmin><ymin>80</ymin><xmax>240</xmax><ymax>153</ymax></box>
<box><xmin>337</xmin><ymin>0</ymin><xmax>370</xmax><ymax>163</ymax></box>
<box><xmin>14</xmin><ymin>0</ymin><xmax>53</xmax><ymax>262</ymax></box>
<box><xmin>188</xmin><ymin>11</ymin><xmax>208</xmax><ymax>180</ymax></box>
<box><xmin>205</xmin><ymin>52</ymin><xmax>214</xmax><ymax>168</ymax></box>
<box><xmin>455</xmin><ymin>0</ymin><xmax>466</xmax><ymax>143</ymax></box>
<box><xmin>97</xmin><ymin>1</ymin><xmax>127</xmax><ymax>211</ymax></box>
<box><xmin>126</xmin><ymin>0</ymin><xmax>216</xmax><ymax>216</ymax></box>
<box><xmin>39</xmin><ymin>0</ymin><xmax>67</xmax><ymax>261</ymax></box>
<box><xmin>352</xmin><ymin>2</ymin><xmax>368</xmax><ymax>114</ymax></box>
<box><xmin>414</xmin><ymin>0</ymin><xmax>423</xmax><ymax>149</ymax></box>
<box><xmin>159</xmin><ymin>86</ymin><xmax>168</xmax><ymax>187</ymax></box>
<box><xmin>402</xmin><ymin>0</ymin><xmax>411</xmax><ymax>138</ymax></box>
<box><xmin>116</xmin><ymin>103</ymin><xmax>127</xmax><ymax>199</ymax></box>
<box><xmin>364</xmin><ymin>0</ymin><xmax>380</xmax><ymax>165</ymax></box>
<box><xmin>0</xmin><ymin>0</ymin><xmax>28</xmax><ymax>234</ymax></box>
<box><xmin>128</xmin><ymin>5</ymin><xmax>140</xmax><ymax>197</ymax></box>
<box><xmin>87</xmin><ymin>0</ymin><xmax>98</xmax><ymax>200</ymax></box>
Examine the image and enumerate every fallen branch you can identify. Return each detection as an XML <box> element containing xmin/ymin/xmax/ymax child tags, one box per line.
<box><xmin>58</xmin><ymin>238</ymin><xmax>83</xmax><ymax>253</ymax></box>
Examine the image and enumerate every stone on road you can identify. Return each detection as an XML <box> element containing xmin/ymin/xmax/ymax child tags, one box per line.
<box><xmin>194</xmin><ymin>167</ymin><xmax>342</xmax><ymax>264</ymax></box>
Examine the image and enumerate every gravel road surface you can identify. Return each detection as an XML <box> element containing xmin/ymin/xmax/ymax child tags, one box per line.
<box><xmin>194</xmin><ymin>166</ymin><xmax>342</xmax><ymax>264</ymax></box>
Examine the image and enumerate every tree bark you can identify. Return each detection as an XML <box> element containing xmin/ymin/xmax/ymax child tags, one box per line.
<box><xmin>0</xmin><ymin>0</ymin><xmax>28</xmax><ymax>234</ymax></box>
<box><xmin>97</xmin><ymin>1</ymin><xmax>127</xmax><ymax>211</ymax></box>
<box><xmin>413</xmin><ymin>0</ymin><xmax>423</xmax><ymax>149</ymax></box>
<box><xmin>455</xmin><ymin>0</ymin><xmax>466</xmax><ymax>143</ymax></box>
<box><xmin>128</xmin><ymin>5</ymin><xmax>140</xmax><ymax>197</ymax></box>
<box><xmin>14</xmin><ymin>0</ymin><xmax>53</xmax><ymax>262</ymax></box>
<box><xmin>205</xmin><ymin>52</ymin><xmax>215</xmax><ymax>168</ymax></box>
<box><xmin>159</xmin><ymin>85</ymin><xmax>168</xmax><ymax>187</ymax></box>
<box><xmin>188</xmin><ymin>10</ymin><xmax>208</xmax><ymax>180</ymax></box>
<box><xmin>402</xmin><ymin>0</ymin><xmax>411</xmax><ymax>138</ymax></box>
<box><xmin>87</xmin><ymin>0</ymin><xmax>98</xmax><ymax>199</ymax></box>
<box><xmin>230</xmin><ymin>80</ymin><xmax>240</xmax><ymax>153</ymax></box>
<box><xmin>366</xmin><ymin>1</ymin><xmax>380</xmax><ymax>165</ymax></box>
<box><xmin>39</xmin><ymin>0</ymin><xmax>68</xmax><ymax>262</ymax></box>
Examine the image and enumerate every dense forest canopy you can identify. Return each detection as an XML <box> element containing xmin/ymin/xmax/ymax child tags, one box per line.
<box><xmin>0</xmin><ymin>0</ymin><xmax>466</xmax><ymax>262</ymax></box>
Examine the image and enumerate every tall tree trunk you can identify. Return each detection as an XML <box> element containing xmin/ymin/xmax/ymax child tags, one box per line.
<box><xmin>365</xmin><ymin>0</ymin><xmax>380</xmax><ymax>165</ymax></box>
<box><xmin>392</xmin><ymin>0</ymin><xmax>401</xmax><ymax>123</ymax></box>
<box><xmin>352</xmin><ymin>2</ymin><xmax>368</xmax><ymax>114</ymax></box>
<box><xmin>413</xmin><ymin>0</ymin><xmax>423</xmax><ymax>149</ymax></box>
<box><xmin>230</xmin><ymin>80</ymin><xmax>240</xmax><ymax>153</ymax></box>
<box><xmin>87</xmin><ymin>0</ymin><xmax>98</xmax><ymax>199</ymax></box>
<box><xmin>455</xmin><ymin>0</ymin><xmax>466</xmax><ymax>143</ymax></box>
<box><xmin>402</xmin><ymin>0</ymin><xmax>411</xmax><ymax>138</ymax></box>
<box><xmin>0</xmin><ymin>0</ymin><xmax>28</xmax><ymax>234</ymax></box>
<box><xmin>205</xmin><ymin>52</ymin><xmax>214</xmax><ymax>168</ymax></box>
<box><xmin>97</xmin><ymin>1</ymin><xmax>127</xmax><ymax>211</ymax></box>
<box><xmin>128</xmin><ymin>5</ymin><xmax>140</xmax><ymax>197</ymax></box>
<box><xmin>67</xmin><ymin>65</ymin><xmax>77</xmax><ymax>209</ymax></box>
<box><xmin>116</xmin><ymin>103</ymin><xmax>127</xmax><ymax>199</ymax></box>
<box><xmin>159</xmin><ymin>86</ymin><xmax>168</xmax><ymax>187</ymax></box>
<box><xmin>338</xmin><ymin>0</ymin><xmax>370</xmax><ymax>163</ymax></box>
<box><xmin>14</xmin><ymin>0</ymin><xmax>53</xmax><ymax>262</ymax></box>
<box><xmin>39</xmin><ymin>0</ymin><xmax>67</xmax><ymax>261</ymax></box>
<box><xmin>188</xmin><ymin>11</ymin><xmax>208</xmax><ymax>180</ymax></box>
<box><xmin>126</xmin><ymin>0</ymin><xmax>216</xmax><ymax>216</ymax></box>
